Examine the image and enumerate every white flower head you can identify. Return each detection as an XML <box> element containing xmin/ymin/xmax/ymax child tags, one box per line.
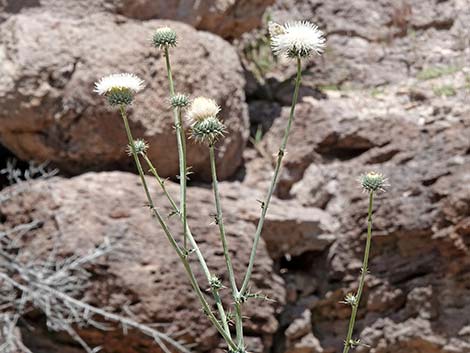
<box><xmin>94</xmin><ymin>73</ymin><xmax>145</xmax><ymax>95</ymax></box>
<box><xmin>186</xmin><ymin>97</ymin><xmax>221</xmax><ymax>123</ymax></box>
<box><xmin>270</xmin><ymin>20</ymin><xmax>326</xmax><ymax>59</ymax></box>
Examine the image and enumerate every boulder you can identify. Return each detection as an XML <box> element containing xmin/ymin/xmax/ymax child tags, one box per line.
<box><xmin>0</xmin><ymin>171</ymin><xmax>285</xmax><ymax>352</ymax></box>
<box><xmin>273</xmin><ymin>93</ymin><xmax>470</xmax><ymax>352</ymax></box>
<box><xmin>0</xmin><ymin>13</ymin><xmax>249</xmax><ymax>180</ymax></box>
<box><xmin>240</xmin><ymin>0</ymin><xmax>468</xmax><ymax>97</ymax></box>
<box><xmin>0</xmin><ymin>0</ymin><xmax>274</xmax><ymax>38</ymax></box>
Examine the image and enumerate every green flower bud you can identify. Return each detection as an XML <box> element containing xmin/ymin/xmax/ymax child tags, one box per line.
<box><xmin>360</xmin><ymin>172</ymin><xmax>387</xmax><ymax>192</ymax></box>
<box><xmin>341</xmin><ymin>293</ymin><xmax>357</xmax><ymax>306</ymax></box>
<box><xmin>152</xmin><ymin>27</ymin><xmax>177</xmax><ymax>49</ymax></box>
<box><xmin>107</xmin><ymin>88</ymin><xmax>134</xmax><ymax>106</ymax></box>
<box><xmin>170</xmin><ymin>93</ymin><xmax>190</xmax><ymax>108</ymax></box>
<box><xmin>191</xmin><ymin>116</ymin><xmax>226</xmax><ymax>145</ymax></box>
<box><xmin>209</xmin><ymin>275</ymin><xmax>223</xmax><ymax>291</ymax></box>
<box><xmin>126</xmin><ymin>139</ymin><xmax>149</xmax><ymax>155</ymax></box>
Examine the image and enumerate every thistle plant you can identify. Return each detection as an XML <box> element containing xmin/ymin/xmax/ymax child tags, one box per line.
<box><xmin>341</xmin><ymin>172</ymin><xmax>387</xmax><ymax>352</ymax></box>
<box><xmin>94</xmin><ymin>20</ymin><xmax>325</xmax><ymax>352</ymax></box>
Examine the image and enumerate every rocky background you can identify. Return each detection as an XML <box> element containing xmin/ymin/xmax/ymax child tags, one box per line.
<box><xmin>0</xmin><ymin>0</ymin><xmax>469</xmax><ymax>352</ymax></box>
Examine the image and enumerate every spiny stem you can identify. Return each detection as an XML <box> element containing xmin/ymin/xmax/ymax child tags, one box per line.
<box><xmin>209</xmin><ymin>145</ymin><xmax>239</xmax><ymax>295</ymax></box>
<box><xmin>234</xmin><ymin>301</ymin><xmax>244</xmax><ymax>349</ymax></box>
<box><xmin>164</xmin><ymin>46</ymin><xmax>188</xmax><ymax>250</ymax></box>
<box><xmin>162</xmin><ymin>47</ymin><xmax>232</xmax><ymax>339</ymax></box>
<box><xmin>119</xmin><ymin>106</ymin><xmax>236</xmax><ymax>349</ymax></box>
<box><xmin>141</xmin><ymin>153</ymin><xmax>179</xmax><ymax>214</ymax></box>
<box><xmin>143</xmin><ymin>149</ymin><xmax>231</xmax><ymax>337</ymax></box>
<box><xmin>209</xmin><ymin>144</ymin><xmax>243</xmax><ymax>346</ymax></box>
<box><xmin>240</xmin><ymin>57</ymin><xmax>303</xmax><ymax>295</ymax></box>
<box><xmin>342</xmin><ymin>191</ymin><xmax>375</xmax><ymax>353</ymax></box>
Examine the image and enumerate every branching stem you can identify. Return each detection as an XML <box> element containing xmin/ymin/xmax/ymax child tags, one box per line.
<box><xmin>162</xmin><ymin>47</ymin><xmax>232</xmax><ymax>339</ymax></box>
<box><xmin>119</xmin><ymin>106</ymin><xmax>236</xmax><ymax>349</ymax></box>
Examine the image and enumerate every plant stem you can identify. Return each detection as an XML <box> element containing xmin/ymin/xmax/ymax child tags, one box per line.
<box><xmin>164</xmin><ymin>46</ymin><xmax>188</xmax><ymax>250</ymax></box>
<box><xmin>119</xmin><ymin>106</ymin><xmax>236</xmax><ymax>349</ymax></box>
<box><xmin>141</xmin><ymin>131</ymin><xmax>232</xmax><ymax>340</ymax></box>
<box><xmin>209</xmin><ymin>144</ymin><xmax>243</xmax><ymax>346</ymax></box>
<box><xmin>162</xmin><ymin>47</ymin><xmax>232</xmax><ymax>339</ymax></box>
<box><xmin>342</xmin><ymin>191</ymin><xmax>375</xmax><ymax>353</ymax></box>
<box><xmin>240</xmin><ymin>57</ymin><xmax>303</xmax><ymax>295</ymax></box>
<box><xmin>141</xmin><ymin>153</ymin><xmax>179</xmax><ymax>214</ymax></box>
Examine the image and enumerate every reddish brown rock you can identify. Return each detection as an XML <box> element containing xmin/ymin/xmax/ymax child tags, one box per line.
<box><xmin>0</xmin><ymin>13</ymin><xmax>248</xmax><ymax>180</ymax></box>
<box><xmin>0</xmin><ymin>172</ymin><xmax>285</xmax><ymax>352</ymax></box>
<box><xmin>0</xmin><ymin>0</ymin><xmax>274</xmax><ymax>38</ymax></box>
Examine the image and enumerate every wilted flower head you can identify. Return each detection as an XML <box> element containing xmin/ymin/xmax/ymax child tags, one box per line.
<box><xmin>191</xmin><ymin>116</ymin><xmax>226</xmax><ymax>145</ymax></box>
<box><xmin>170</xmin><ymin>93</ymin><xmax>190</xmax><ymax>109</ymax></box>
<box><xmin>269</xmin><ymin>20</ymin><xmax>326</xmax><ymax>59</ymax></box>
<box><xmin>186</xmin><ymin>97</ymin><xmax>220</xmax><ymax>123</ymax></box>
<box><xmin>152</xmin><ymin>26</ymin><xmax>177</xmax><ymax>49</ymax></box>
<box><xmin>126</xmin><ymin>139</ymin><xmax>149</xmax><ymax>155</ymax></box>
<box><xmin>360</xmin><ymin>172</ymin><xmax>387</xmax><ymax>192</ymax></box>
<box><xmin>94</xmin><ymin>73</ymin><xmax>144</xmax><ymax>106</ymax></box>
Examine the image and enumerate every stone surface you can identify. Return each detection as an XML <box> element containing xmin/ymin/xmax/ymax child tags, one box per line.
<box><xmin>242</xmin><ymin>1</ymin><xmax>469</xmax><ymax>347</ymax></box>
<box><xmin>1</xmin><ymin>0</ymin><xmax>470</xmax><ymax>352</ymax></box>
<box><xmin>0</xmin><ymin>0</ymin><xmax>274</xmax><ymax>38</ymax></box>
<box><xmin>239</xmin><ymin>0</ymin><xmax>469</xmax><ymax>99</ymax></box>
<box><xmin>264</xmin><ymin>83</ymin><xmax>470</xmax><ymax>352</ymax></box>
<box><xmin>0</xmin><ymin>13</ymin><xmax>248</xmax><ymax>180</ymax></box>
<box><xmin>0</xmin><ymin>171</ymin><xmax>285</xmax><ymax>352</ymax></box>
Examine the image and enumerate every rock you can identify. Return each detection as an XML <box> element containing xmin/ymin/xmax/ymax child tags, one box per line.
<box><xmin>285</xmin><ymin>309</ymin><xmax>311</xmax><ymax>341</ymax></box>
<box><xmin>116</xmin><ymin>0</ymin><xmax>275</xmax><ymax>39</ymax></box>
<box><xmin>261</xmin><ymin>96</ymin><xmax>416</xmax><ymax>198</ymax></box>
<box><xmin>239</xmin><ymin>0</ymin><xmax>469</xmax><ymax>97</ymax></box>
<box><xmin>286</xmin><ymin>333</ymin><xmax>323</xmax><ymax>353</ymax></box>
<box><xmin>247</xmin><ymin>202</ymin><xmax>338</xmax><ymax>260</ymax></box>
<box><xmin>0</xmin><ymin>171</ymin><xmax>285</xmax><ymax>352</ymax></box>
<box><xmin>0</xmin><ymin>0</ymin><xmax>274</xmax><ymax>38</ymax></box>
<box><xmin>246</xmin><ymin>19</ymin><xmax>469</xmax><ymax>349</ymax></box>
<box><xmin>277</xmin><ymin>98</ymin><xmax>470</xmax><ymax>352</ymax></box>
<box><xmin>0</xmin><ymin>13</ymin><xmax>249</xmax><ymax>180</ymax></box>
<box><xmin>219</xmin><ymin>182</ymin><xmax>338</xmax><ymax>260</ymax></box>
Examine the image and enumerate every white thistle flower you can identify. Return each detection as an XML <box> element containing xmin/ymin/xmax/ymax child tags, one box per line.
<box><xmin>186</xmin><ymin>97</ymin><xmax>220</xmax><ymax>123</ymax></box>
<box><xmin>94</xmin><ymin>73</ymin><xmax>145</xmax><ymax>96</ymax></box>
<box><xmin>270</xmin><ymin>21</ymin><xmax>326</xmax><ymax>59</ymax></box>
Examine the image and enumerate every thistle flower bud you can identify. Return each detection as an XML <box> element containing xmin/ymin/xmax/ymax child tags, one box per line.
<box><xmin>107</xmin><ymin>89</ymin><xmax>133</xmax><ymax>106</ymax></box>
<box><xmin>152</xmin><ymin>27</ymin><xmax>177</xmax><ymax>49</ymax></box>
<box><xmin>94</xmin><ymin>73</ymin><xmax>144</xmax><ymax>106</ymax></box>
<box><xmin>360</xmin><ymin>172</ymin><xmax>387</xmax><ymax>192</ymax></box>
<box><xmin>341</xmin><ymin>293</ymin><xmax>357</xmax><ymax>306</ymax></box>
<box><xmin>270</xmin><ymin>20</ymin><xmax>326</xmax><ymax>59</ymax></box>
<box><xmin>209</xmin><ymin>275</ymin><xmax>223</xmax><ymax>291</ymax></box>
<box><xmin>186</xmin><ymin>97</ymin><xmax>221</xmax><ymax>123</ymax></box>
<box><xmin>191</xmin><ymin>116</ymin><xmax>226</xmax><ymax>145</ymax></box>
<box><xmin>170</xmin><ymin>93</ymin><xmax>190</xmax><ymax>109</ymax></box>
<box><xmin>126</xmin><ymin>139</ymin><xmax>149</xmax><ymax>155</ymax></box>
